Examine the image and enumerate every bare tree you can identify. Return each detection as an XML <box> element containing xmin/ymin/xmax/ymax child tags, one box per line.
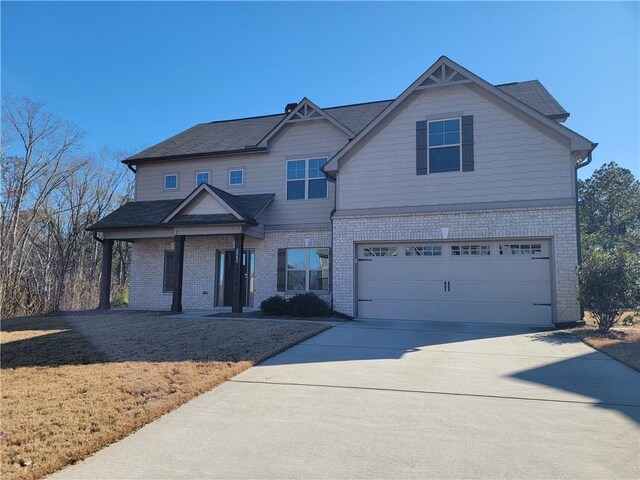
<box><xmin>1</xmin><ymin>95</ymin><xmax>133</xmax><ymax>317</ymax></box>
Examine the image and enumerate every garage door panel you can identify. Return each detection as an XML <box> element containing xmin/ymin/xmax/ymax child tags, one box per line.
<box><xmin>450</xmin><ymin>280</ymin><xmax>552</xmax><ymax>303</ymax></box>
<box><xmin>358</xmin><ymin>300</ymin><xmax>450</xmax><ymax>322</ymax></box>
<box><xmin>447</xmin><ymin>302</ymin><xmax>551</xmax><ymax>325</ymax></box>
<box><xmin>359</xmin><ymin>279</ymin><xmax>448</xmax><ymax>302</ymax></box>
<box><xmin>358</xmin><ymin>260</ymin><xmax>451</xmax><ymax>280</ymax></box>
<box><xmin>359</xmin><ymin>300</ymin><xmax>551</xmax><ymax>325</ymax></box>
<box><xmin>444</xmin><ymin>260</ymin><xmax>550</xmax><ymax>282</ymax></box>
<box><xmin>357</xmin><ymin>240</ymin><xmax>552</xmax><ymax>326</ymax></box>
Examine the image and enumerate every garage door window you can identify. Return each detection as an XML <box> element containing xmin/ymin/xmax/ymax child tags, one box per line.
<box><xmin>363</xmin><ymin>246</ymin><xmax>398</xmax><ymax>257</ymax></box>
<box><xmin>450</xmin><ymin>245</ymin><xmax>490</xmax><ymax>256</ymax></box>
<box><xmin>406</xmin><ymin>245</ymin><xmax>442</xmax><ymax>256</ymax></box>
<box><xmin>286</xmin><ymin>248</ymin><xmax>329</xmax><ymax>291</ymax></box>
<box><xmin>499</xmin><ymin>243</ymin><xmax>542</xmax><ymax>255</ymax></box>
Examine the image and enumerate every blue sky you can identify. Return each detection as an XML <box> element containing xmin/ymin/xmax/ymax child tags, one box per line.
<box><xmin>2</xmin><ymin>1</ymin><xmax>639</xmax><ymax>178</ymax></box>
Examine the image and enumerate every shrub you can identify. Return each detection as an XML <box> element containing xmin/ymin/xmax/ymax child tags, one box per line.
<box><xmin>288</xmin><ymin>292</ymin><xmax>330</xmax><ymax>318</ymax></box>
<box><xmin>578</xmin><ymin>250</ymin><xmax>640</xmax><ymax>332</ymax></box>
<box><xmin>110</xmin><ymin>285</ymin><xmax>129</xmax><ymax>307</ymax></box>
<box><xmin>260</xmin><ymin>295</ymin><xmax>289</xmax><ymax>316</ymax></box>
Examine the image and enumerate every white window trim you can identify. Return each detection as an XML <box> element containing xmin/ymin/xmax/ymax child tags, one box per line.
<box><xmin>286</xmin><ymin>157</ymin><xmax>328</xmax><ymax>201</ymax></box>
<box><xmin>286</xmin><ymin>248</ymin><xmax>330</xmax><ymax>292</ymax></box>
<box><xmin>228</xmin><ymin>168</ymin><xmax>245</xmax><ymax>186</ymax></box>
<box><xmin>163</xmin><ymin>173</ymin><xmax>179</xmax><ymax>191</ymax></box>
<box><xmin>427</xmin><ymin>117</ymin><xmax>462</xmax><ymax>174</ymax></box>
<box><xmin>195</xmin><ymin>171</ymin><xmax>211</xmax><ymax>186</ymax></box>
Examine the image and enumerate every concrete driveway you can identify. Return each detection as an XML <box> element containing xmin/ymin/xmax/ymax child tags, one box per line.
<box><xmin>52</xmin><ymin>319</ymin><xmax>640</xmax><ymax>479</ymax></box>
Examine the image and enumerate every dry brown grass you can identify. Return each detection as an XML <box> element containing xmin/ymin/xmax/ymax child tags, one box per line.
<box><xmin>573</xmin><ymin>311</ymin><xmax>640</xmax><ymax>371</ymax></box>
<box><xmin>0</xmin><ymin>311</ymin><xmax>330</xmax><ymax>480</ymax></box>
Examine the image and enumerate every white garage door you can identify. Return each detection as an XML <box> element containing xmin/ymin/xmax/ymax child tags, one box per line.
<box><xmin>357</xmin><ymin>241</ymin><xmax>552</xmax><ymax>325</ymax></box>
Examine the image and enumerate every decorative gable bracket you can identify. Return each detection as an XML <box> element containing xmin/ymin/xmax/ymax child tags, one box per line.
<box><xmin>257</xmin><ymin>98</ymin><xmax>354</xmax><ymax>148</ymax></box>
<box><xmin>417</xmin><ymin>63</ymin><xmax>471</xmax><ymax>90</ymax></box>
<box><xmin>288</xmin><ymin>103</ymin><xmax>324</xmax><ymax>122</ymax></box>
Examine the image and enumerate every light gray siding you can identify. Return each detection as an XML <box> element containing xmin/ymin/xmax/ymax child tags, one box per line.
<box><xmin>337</xmin><ymin>85</ymin><xmax>575</xmax><ymax>211</ymax></box>
<box><xmin>135</xmin><ymin>119</ymin><xmax>348</xmax><ymax>227</ymax></box>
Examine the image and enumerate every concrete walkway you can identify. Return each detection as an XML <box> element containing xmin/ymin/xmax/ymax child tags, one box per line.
<box><xmin>52</xmin><ymin>319</ymin><xmax>640</xmax><ymax>479</ymax></box>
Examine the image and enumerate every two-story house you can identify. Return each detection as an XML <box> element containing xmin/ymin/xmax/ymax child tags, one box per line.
<box><xmin>89</xmin><ymin>56</ymin><xmax>596</xmax><ymax>326</ymax></box>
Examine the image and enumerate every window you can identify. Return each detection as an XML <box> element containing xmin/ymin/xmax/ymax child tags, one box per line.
<box><xmin>428</xmin><ymin>118</ymin><xmax>461</xmax><ymax>173</ymax></box>
<box><xmin>196</xmin><ymin>172</ymin><xmax>210</xmax><ymax>185</ymax></box>
<box><xmin>450</xmin><ymin>244</ymin><xmax>490</xmax><ymax>256</ymax></box>
<box><xmin>286</xmin><ymin>248</ymin><xmax>329</xmax><ymax>291</ymax></box>
<box><xmin>406</xmin><ymin>245</ymin><xmax>442</xmax><ymax>256</ymax></box>
<box><xmin>163</xmin><ymin>251</ymin><xmax>175</xmax><ymax>292</ymax></box>
<box><xmin>363</xmin><ymin>246</ymin><xmax>398</xmax><ymax>257</ymax></box>
<box><xmin>164</xmin><ymin>174</ymin><xmax>178</xmax><ymax>190</ymax></box>
<box><xmin>286</xmin><ymin>157</ymin><xmax>328</xmax><ymax>200</ymax></box>
<box><xmin>499</xmin><ymin>243</ymin><xmax>543</xmax><ymax>255</ymax></box>
<box><xmin>229</xmin><ymin>169</ymin><xmax>244</xmax><ymax>185</ymax></box>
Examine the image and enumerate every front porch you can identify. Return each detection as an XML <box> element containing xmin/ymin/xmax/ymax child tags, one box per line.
<box><xmin>100</xmin><ymin>231</ymin><xmax>262</xmax><ymax>314</ymax></box>
<box><xmin>88</xmin><ymin>183</ymin><xmax>276</xmax><ymax>314</ymax></box>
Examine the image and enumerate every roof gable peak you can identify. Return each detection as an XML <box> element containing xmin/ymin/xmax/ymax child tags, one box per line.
<box><xmin>323</xmin><ymin>56</ymin><xmax>594</xmax><ymax>174</ymax></box>
<box><xmin>418</xmin><ymin>58</ymin><xmax>471</xmax><ymax>88</ymax></box>
<box><xmin>257</xmin><ymin>97</ymin><xmax>354</xmax><ymax>148</ymax></box>
<box><xmin>162</xmin><ymin>183</ymin><xmax>244</xmax><ymax>223</ymax></box>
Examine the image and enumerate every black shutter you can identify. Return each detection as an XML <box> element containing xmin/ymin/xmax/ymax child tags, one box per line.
<box><xmin>461</xmin><ymin>115</ymin><xmax>474</xmax><ymax>172</ymax></box>
<box><xmin>416</xmin><ymin>120</ymin><xmax>429</xmax><ymax>175</ymax></box>
<box><xmin>277</xmin><ymin>248</ymin><xmax>286</xmax><ymax>292</ymax></box>
<box><xmin>163</xmin><ymin>251</ymin><xmax>175</xmax><ymax>292</ymax></box>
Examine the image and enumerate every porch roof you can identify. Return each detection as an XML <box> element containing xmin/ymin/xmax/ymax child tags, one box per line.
<box><xmin>88</xmin><ymin>190</ymin><xmax>274</xmax><ymax>231</ymax></box>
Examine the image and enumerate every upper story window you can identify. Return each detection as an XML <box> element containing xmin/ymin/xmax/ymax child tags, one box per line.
<box><xmin>428</xmin><ymin>118</ymin><xmax>461</xmax><ymax>173</ymax></box>
<box><xmin>286</xmin><ymin>157</ymin><xmax>327</xmax><ymax>200</ymax></box>
<box><xmin>164</xmin><ymin>174</ymin><xmax>178</xmax><ymax>190</ymax></box>
<box><xmin>229</xmin><ymin>169</ymin><xmax>244</xmax><ymax>186</ymax></box>
<box><xmin>196</xmin><ymin>171</ymin><xmax>210</xmax><ymax>185</ymax></box>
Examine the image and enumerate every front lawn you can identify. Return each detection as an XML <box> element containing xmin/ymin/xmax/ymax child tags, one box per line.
<box><xmin>0</xmin><ymin>311</ymin><xmax>330</xmax><ymax>480</ymax></box>
<box><xmin>573</xmin><ymin>312</ymin><xmax>639</xmax><ymax>371</ymax></box>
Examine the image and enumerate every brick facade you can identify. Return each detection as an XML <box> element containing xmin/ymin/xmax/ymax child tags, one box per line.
<box><xmin>129</xmin><ymin>207</ymin><xmax>580</xmax><ymax>324</ymax></box>
<box><xmin>129</xmin><ymin>228</ymin><xmax>331</xmax><ymax>310</ymax></box>
<box><xmin>331</xmin><ymin>206</ymin><xmax>580</xmax><ymax>324</ymax></box>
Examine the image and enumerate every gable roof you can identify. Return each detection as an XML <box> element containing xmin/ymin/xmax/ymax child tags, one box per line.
<box><xmin>256</xmin><ymin>97</ymin><xmax>355</xmax><ymax>148</ymax></box>
<box><xmin>125</xmin><ymin>100</ymin><xmax>392</xmax><ymax>164</ymax></box>
<box><xmin>496</xmin><ymin>80</ymin><xmax>569</xmax><ymax>120</ymax></box>
<box><xmin>323</xmin><ymin>56</ymin><xmax>594</xmax><ymax>175</ymax></box>
<box><xmin>88</xmin><ymin>186</ymin><xmax>274</xmax><ymax>231</ymax></box>
<box><xmin>123</xmin><ymin>67</ymin><xmax>574</xmax><ymax>165</ymax></box>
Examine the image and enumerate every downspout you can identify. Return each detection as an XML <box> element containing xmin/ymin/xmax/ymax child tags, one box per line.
<box><xmin>124</xmin><ymin>161</ymin><xmax>137</xmax><ymax>174</ymax></box>
<box><xmin>328</xmin><ymin>175</ymin><xmax>337</xmax><ymax>312</ymax></box>
<box><xmin>92</xmin><ymin>231</ymin><xmax>104</xmax><ymax>244</ymax></box>
<box><xmin>575</xmin><ymin>146</ymin><xmax>596</xmax><ymax>322</ymax></box>
<box><xmin>575</xmin><ymin>148</ymin><xmax>595</xmax><ymax>266</ymax></box>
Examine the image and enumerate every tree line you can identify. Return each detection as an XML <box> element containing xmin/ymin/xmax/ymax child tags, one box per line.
<box><xmin>1</xmin><ymin>95</ymin><xmax>132</xmax><ymax>318</ymax></box>
<box><xmin>578</xmin><ymin>162</ymin><xmax>640</xmax><ymax>331</ymax></box>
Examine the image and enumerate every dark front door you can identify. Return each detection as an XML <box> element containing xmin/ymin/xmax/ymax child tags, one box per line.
<box><xmin>217</xmin><ymin>250</ymin><xmax>254</xmax><ymax>307</ymax></box>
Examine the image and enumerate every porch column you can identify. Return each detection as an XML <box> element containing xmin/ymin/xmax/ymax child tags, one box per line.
<box><xmin>98</xmin><ymin>239</ymin><xmax>113</xmax><ymax>310</ymax></box>
<box><xmin>171</xmin><ymin>235</ymin><xmax>185</xmax><ymax>313</ymax></box>
<box><xmin>232</xmin><ymin>233</ymin><xmax>245</xmax><ymax>313</ymax></box>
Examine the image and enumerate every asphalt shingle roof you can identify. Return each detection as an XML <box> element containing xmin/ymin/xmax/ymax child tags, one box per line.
<box><xmin>125</xmin><ymin>81</ymin><xmax>568</xmax><ymax>163</ymax></box>
<box><xmin>88</xmin><ymin>189</ymin><xmax>274</xmax><ymax>230</ymax></box>
<box><xmin>496</xmin><ymin>80</ymin><xmax>569</xmax><ymax>119</ymax></box>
